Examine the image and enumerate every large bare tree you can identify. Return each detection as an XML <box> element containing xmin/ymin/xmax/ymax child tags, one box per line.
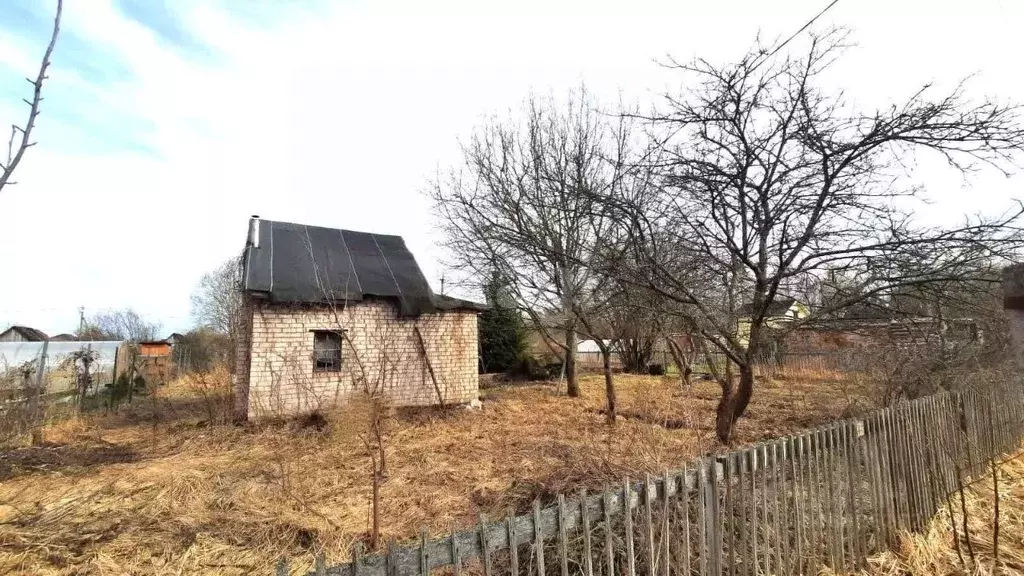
<box><xmin>79</xmin><ymin>308</ymin><xmax>161</xmax><ymax>342</ymax></box>
<box><xmin>0</xmin><ymin>0</ymin><xmax>62</xmax><ymax>195</ymax></box>
<box><xmin>429</xmin><ymin>89</ymin><xmax>643</xmax><ymax>421</ymax></box>
<box><xmin>617</xmin><ymin>30</ymin><xmax>1024</xmax><ymax>443</ymax></box>
<box><xmin>191</xmin><ymin>256</ymin><xmax>243</xmax><ymax>336</ymax></box>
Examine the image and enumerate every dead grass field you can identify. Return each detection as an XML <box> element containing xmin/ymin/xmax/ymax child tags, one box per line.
<box><xmin>0</xmin><ymin>370</ymin><xmax>871</xmax><ymax>575</ymax></box>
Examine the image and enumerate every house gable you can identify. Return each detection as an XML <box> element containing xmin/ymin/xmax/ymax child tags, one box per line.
<box><xmin>0</xmin><ymin>325</ymin><xmax>49</xmax><ymax>342</ymax></box>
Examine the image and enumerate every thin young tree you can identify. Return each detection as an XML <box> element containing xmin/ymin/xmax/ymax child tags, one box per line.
<box><xmin>0</xmin><ymin>0</ymin><xmax>62</xmax><ymax>195</ymax></box>
<box><xmin>616</xmin><ymin>29</ymin><xmax>1024</xmax><ymax>443</ymax></box>
<box><xmin>429</xmin><ymin>89</ymin><xmax>643</xmax><ymax>416</ymax></box>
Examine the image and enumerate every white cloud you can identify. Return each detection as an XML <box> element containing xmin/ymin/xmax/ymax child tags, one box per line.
<box><xmin>0</xmin><ymin>0</ymin><xmax>1022</xmax><ymax>334</ymax></box>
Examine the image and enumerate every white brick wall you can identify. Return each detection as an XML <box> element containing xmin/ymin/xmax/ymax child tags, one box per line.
<box><xmin>241</xmin><ymin>299</ymin><xmax>479</xmax><ymax>418</ymax></box>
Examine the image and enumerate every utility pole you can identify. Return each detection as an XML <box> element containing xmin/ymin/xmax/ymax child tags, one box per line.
<box><xmin>78</xmin><ymin>306</ymin><xmax>85</xmax><ymax>338</ymax></box>
<box><xmin>440</xmin><ymin>274</ymin><xmax>446</xmax><ymax>295</ymax></box>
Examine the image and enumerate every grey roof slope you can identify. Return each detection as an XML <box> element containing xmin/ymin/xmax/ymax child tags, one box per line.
<box><xmin>242</xmin><ymin>219</ymin><xmax>485</xmax><ymax>317</ymax></box>
<box><xmin>1</xmin><ymin>326</ymin><xmax>49</xmax><ymax>341</ymax></box>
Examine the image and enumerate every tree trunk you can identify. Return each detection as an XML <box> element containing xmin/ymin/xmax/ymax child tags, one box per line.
<box><xmin>715</xmin><ymin>363</ymin><xmax>755</xmax><ymax>444</ymax></box>
<box><xmin>565</xmin><ymin>327</ymin><xmax>579</xmax><ymax>397</ymax></box>
<box><xmin>370</xmin><ymin>466</ymin><xmax>381</xmax><ymax>551</ymax></box>
<box><xmin>666</xmin><ymin>338</ymin><xmax>692</xmax><ymax>387</ymax></box>
<box><xmin>602</xmin><ymin>348</ymin><xmax>616</xmax><ymax>424</ymax></box>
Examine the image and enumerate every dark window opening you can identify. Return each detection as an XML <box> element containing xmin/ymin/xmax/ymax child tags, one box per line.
<box><xmin>313</xmin><ymin>330</ymin><xmax>343</xmax><ymax>372</ymax></box>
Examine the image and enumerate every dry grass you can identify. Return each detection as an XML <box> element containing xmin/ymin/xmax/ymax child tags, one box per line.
<box><xmin>825</xmin><ymin>450</ymin><xmax>1024</xmax><ymax>576</ymax></box>
<box><xmin>0</xmin><ymin>369</ymin><xmax>868</xmax><ymax>575</ymax></box>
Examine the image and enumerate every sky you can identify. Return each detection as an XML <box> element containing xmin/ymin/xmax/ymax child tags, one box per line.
<box><xmin>0</xmin><ymin>0</ymin><xmax>1021</xmax><ymax>336</ymax></box>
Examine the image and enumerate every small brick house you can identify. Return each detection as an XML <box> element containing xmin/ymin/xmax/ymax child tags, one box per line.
<box><xmin>233</xmin><ymin>216</ymin><xmax>486</xmax><ymax>420</ymax></box>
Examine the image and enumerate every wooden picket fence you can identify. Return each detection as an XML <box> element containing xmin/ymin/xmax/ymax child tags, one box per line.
<box><xmin>280</xmin><ymin>387</ymin><xmax>1024</xmax><ymax>576</ymax></box>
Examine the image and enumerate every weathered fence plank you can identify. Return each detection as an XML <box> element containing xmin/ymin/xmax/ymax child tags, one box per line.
<box><xmin>556</xmin><ymin>496</ymin><xmax>568</xmax><ymax>576</ymax></box>
<box><xmin>695</xmin><ymin>463</ymin><xmax>706</xmax><ymax>576</ymax></box>
<box><xmin>660</xmin><ymin>471</ymin><xmax>670</xmax><ymax>576</ymax></box>
<box><xmin>770</xmin><ymin>442</ymin><xmax>781</xmax><ymax>576</ymax></box>
<box><xmin>807</xmin><ymin>431</ymin><xmax>823</xmax><ymax>572</ymax></box>
<box><xmin>623</xmin><ymin>480</ymin><xmax>635</xmax><ymax>576</ymax></box>
<box><xmin>757</xmin><ymin>445</ymin><xmax>768</xmax><ymax>576</ymax></box>
<box><xmin>580</xmin><ymin>489</ymin><xmax>593</xmax><ymax>576</ymax></box>
<box><xmin>791</xmin><ymin>436</ymin><xmax>804</xmax><ymax>575</ymax></box>
<box><xmin>747</xmin><ymin>449</ymin><xmax>758</xmax><ymax>576</ymax></box>
<box><xmin>677</xmin><ymin>467</ymin><xmax>691</xmax><ymax>576</ymax></box>
<box><xmin>602</xmin><ymin>487</ymin><xmax>613</xmax><ymax>576</ymax></box>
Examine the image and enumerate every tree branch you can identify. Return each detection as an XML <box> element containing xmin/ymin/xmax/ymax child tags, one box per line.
<box><xmin>0</xmin><ymin>0</ymin><xmax>62</xmax><ymax>194</ymax></box>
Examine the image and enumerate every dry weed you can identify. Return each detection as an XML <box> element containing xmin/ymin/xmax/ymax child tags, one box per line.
<box><xmin>0</xmin><ymin>369</ymin><xmax>868</xmax><ymax>575</ymax></box>
<box><xmin>825</xmin><ymin>450</ymin><xmax>1024</xmax><ymax>575</ymax></box>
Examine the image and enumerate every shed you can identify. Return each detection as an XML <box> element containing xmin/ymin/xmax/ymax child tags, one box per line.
<box><xmin>139</xmin><ymin>341</ymin><xmax>172</xmax><ymax>357</ymax></box>
<box><xmin>234</xmin><ymin>216</ymin><xmax>486</xmax><ymax>420</ymax></box>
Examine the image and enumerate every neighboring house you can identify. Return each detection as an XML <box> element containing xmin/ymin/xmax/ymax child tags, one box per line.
<box><xmin>140</xmin><ymin>341</ymin><xmax>173</xmax><ymax>357</ymax></box>
<box><xmin>49</xmin><ymin>333</ymin><xmax>78</xmax><ymax>342</ymax></box>
<box><xmin>163</xmin><ymin>333</ymin><xmax>185</xmax><ymax>347</ymax></box>
<box><xmin>0</xmin><ymin>325</ymin><xmax>48</xmax><ymax>342</ymax></box>
<box><xmin>234</xmin><ymin>216</ymin><xmax>486</xmax><ymax>420</ymax></box>
<box><xmin>735</xmin><ymin>296</ymin><xmax>810</xmax><ymax>347</ymax></box>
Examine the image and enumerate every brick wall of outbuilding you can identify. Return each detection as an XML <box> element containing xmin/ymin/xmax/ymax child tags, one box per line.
<box><xmin>238</xmin><ymin>299</ymin><xmax>479</xmax><ymax>419</ymax></box>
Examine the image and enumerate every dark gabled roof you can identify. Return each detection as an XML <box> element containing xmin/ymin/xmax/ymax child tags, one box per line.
<box><xmin>1</xmin><ymin>325</ymin><xmax>49</xmax><ymax>341</ymax></box>
<box><xmin>433</xmin><ymin>293</ymin><xmax>489</xmax><ymax>313</ymax></box>
<box><xmin>242</xmin><ymin>218</ymin><xmax>486</xmax><ymax>316</ymax></box>
<box><xmin>49</xmin><ymin>333</ymin><xmax>78</xmax><ymax>341</ymax></box>
<box><xmin>737</xmin><ymin>296</ymin><xmax>798</xmax><ymax>317</ymax></box>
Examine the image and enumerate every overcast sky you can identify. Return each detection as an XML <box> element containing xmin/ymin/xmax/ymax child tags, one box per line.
<box><xmin>0</xmin><ymin>0</ymin><xmax>1021</xmax><ymax>336</ymax></box>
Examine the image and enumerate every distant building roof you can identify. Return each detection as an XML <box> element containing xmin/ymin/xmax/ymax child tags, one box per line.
<box><xmin>0</xmin><ymin>325</ymin><xmax>49</xmax><ymax>341</ymax></box>
<box><xmin>49</xmin><ymin>333</ymin><xmax>77</xmax><ymax>341</ymax></box>
<box><xmin>578</xmin><ymin>339</ymin><xmax>613</xmax><ymax>353</ymax></box>
<box><xmin>241</xmin><ymin>217</ymin><xmax>486</xmax><ymax>316</ymax></box>
<box><xmin>737</xmin><ymin>296</ymin><xmax>798</xmax><ymax>317</ymax></box>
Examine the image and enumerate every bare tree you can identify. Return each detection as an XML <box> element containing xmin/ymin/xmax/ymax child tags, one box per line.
<box><xmin>616</xmin><ymin>30</ymin><xmax>1024</xmax><ymax>443</ymax></box>
<box><xmin>607</xmin><ymin>283</ymin><xmax>667</xmax><ymax>374</ymax></box>
<box><xmin>429</xmin><ymin>89</ymin><xmax>643</xmax><ymax>419</ymax></box>
<box><xmin>79</xmin><ymin>309</ymin><xmax>161</xmax><ymax>343</ymax></box>
<box><xmin>191</xmin><ymin>256</ymin><xmax>243</xmax><ymax>336</ymax></box>
<box><xmin>0</xmin><ymin>0</ymin><xmax>62</xmax><ymax>195</ymax></box>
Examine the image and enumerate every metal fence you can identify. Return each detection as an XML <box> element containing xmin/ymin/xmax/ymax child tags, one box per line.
<box><xmin>576</xmin><ymin>351</ymin><xmax>858</xmax><ymax>376</ymax></box>
<box><xmin>0</xmin><ymin>340</ymin><xmax>123</xmax><ymax>397</ymax></box>
<box><xmin>281</xmin><ymin>386</ymin><xmax>1024</xmax><ymax>575</ymax></box>
<box><xmin>691</xmin><ymin>352</ymin><xmax>868</xmax><ymax>380</ymax></box>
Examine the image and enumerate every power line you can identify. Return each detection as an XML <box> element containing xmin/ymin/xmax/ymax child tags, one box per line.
<box><xmin>751</xmin><ymin>0</ymin><xmax>842</xmax><ymax>71</ymax></box>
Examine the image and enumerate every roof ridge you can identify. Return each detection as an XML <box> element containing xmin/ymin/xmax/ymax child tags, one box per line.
<box><xmin>258</xmin><ymin>218</ymin><xmax>405</xmax><ymax>239</ymax></box>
